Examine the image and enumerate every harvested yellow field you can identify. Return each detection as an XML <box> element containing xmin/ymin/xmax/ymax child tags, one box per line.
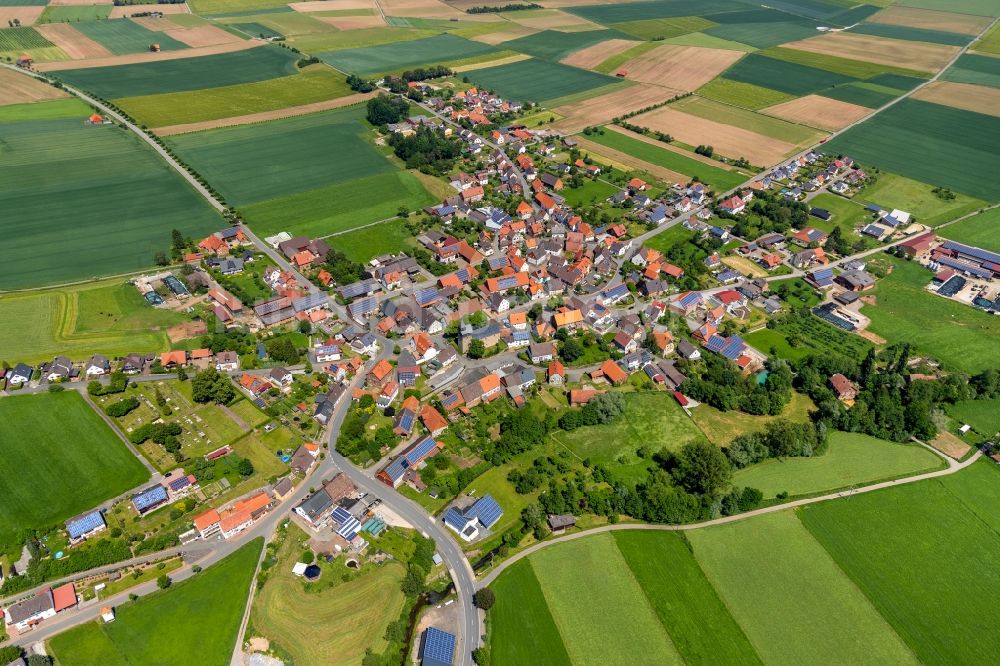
<box><xmin>911</xmin><ymin>80</ymin><xmax>1000</xmax><ymax>118</ymax></box>
<box><xmin>553</xmin><ymin>83</ymin><xmax>683</xmax><ymax>134</ymax></box>
<box><xmin>290</xmin><ymin>0</ymin><xmax>374</xmax><ymax>10</ymax></box>
<box><xmin>0</xmin><ymin>68</ymin><xmax>69</xmax><ymax>105</ymax></box>
<box><xmin>35</xmin><ymin>23</ymin><xmax>112</xmax><ymax>60</ymax></box>
<box><xmin>131</xmin><ymin>16</ymin><xmax>175</xmax><ymax>31</ymax></box>
<box><xmin>505</xmin><ymin>9</ymin><xmax>601</xmax><ymax>31</ymax></box>
<box><xmin>573</xmin><ymin>136</ymin><xmax>689</xmax><ymax>185</ymax></box>
<box><xmin>783</xmin><ymin>32</ymin><xmax>959</xmax><ymax>74</ymax></box>
<box><xmin>633</xmin><ymin>105</ymin><xmax>797</xmax><ymax>165</ymax></box>
<box><xmin>165</xmin><ymin>25</ymin><xmax>242</xmax><ymax>47</ymax></box>
<box><xmin>36</xmin><ymin>39</ymin><xmax>260</xmax><ymax>71</ymax></box>
<box><xmin>761</xmin><ymin>94</ymin><xmax>871</xmax><ymax>131</ymax></box>
<box><xmin>560</xmin><ymin>38</ymin><xmax>641</xmax><ymax>69</ymax></box>
<box><xmin>722</xmin><ymin>256</ymin><xmax>767</xmax><ymax>278</ymax></box>
<box><xmin>470</xmin><ymin>23</ymin><xmax>539</xmax><ymax>45</ymax></box>
<box><xmin>618</xmin><ymin>45</ymin><xmax>743</xmax><ymax>91</ymax></box>
<box><xmin>867</xmin><ymin>6</ymin><xmax>992</xmax><ymax>36</ymax></box>
<box><xmin>318</xmin><ymin>15</ymin><xmax>386</xmax><ymax>29</ymax></box>
<box><xmin>0</xmin><ymin>6</ymin><xmax>44</xmax><ymax>26</ymax></box>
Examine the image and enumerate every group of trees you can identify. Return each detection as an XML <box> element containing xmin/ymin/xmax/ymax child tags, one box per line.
<box><xmin>681</xmin><ymin>356</ymin><xmax>793</xmax><ymax>416</ymax></box>
<box><xmin>105</xmin><ymin>396</ymin><xmax>140</xmax><ymax>417</ymax></box>
<box><xmin>88</xmin><ymin>371</ymin><xmax>128</xmax><ymax>396</ymax></box>
<box><xmin>507</xmin><ymin>456</ymin><xmax>571</xmax><ymax>493</ymax></box>
<box><xmin>694</xmin><ymin>145</ymin><xmax>714</xmax><ymax>158</ymax></box>
<box><xmin>321</xmin><ymin>248</ymin><xmax>367</xmax><ymax>286</ymax></box>
<box><xmin>366</xmin><ymin>94</ymin><xmax>410</xmax><ymax>126</ymax></box>
<box><xmin>346</xmin><ymin>73</ymin><xmax>376</xmax><ymax>93</ymax></box>
<box><xmin>0</xmin><ymin>646</ymin><xmax>50</xmax><ymax>666</ymax></box>
<box><xmin>466</xmin><ymin>2</ymin><xmax>540</xmax><ymax>12</ymax></box>
<box><xmin>191</xmin><ymin>368</ymin><xmax>236</xmax><ymax>405</ymax></box>
<box><xmin>486</xmin><ymin>409</ymin><xmax>554</xmax><ymax>465</ymax></box>
<box><xmin>719</xmin><ymin>189</ymin><xmax>810</xmax><ymax>240</ymax></box>
<box><xmin>725</xmin><ymin>419</ymin><xmax>825</xmax><ymax>469</ymax></box>
<box><xmin>558</xmin><ymin>391</ymin><xmax>625</xmax><ymax>431</ymax></box>
<box><xmin>265</xmin><ymin>336</ymin><xmax>300</xmax><ymax>364</ymax></box>
<box><xmin>388</xmin><ymin>126</ymin><xmax>462</xmax><ymax>174</ymax></box>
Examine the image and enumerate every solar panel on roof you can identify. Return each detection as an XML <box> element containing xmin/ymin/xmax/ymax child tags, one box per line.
<box><xmin>415</xmin><ymin>287</ymin><xmax>440</xmax><ymax>306</ymax></box>
<box><xmin>936</xmin><ymin>256</ymin><xmax>993</xmax><ymax>279</ymax></box>
<box><xmin>67</xmin><ymin>511</ymin><xmax>105</xmax><ymax>540</ymax></box>
<box><xmin>722</xmin><ymin>337</ymin><xmax>746</xmax><ymax>361</ymax></box>
<box><xmin>423</xmin><ymin>627</ymin><xmax>456</xmax><ymax>666</ymax></box>
<box><xmin>705</xmin><ymin>335</ymin><xmax>727</xmax><ymax>353</ymax></box>
<box><xmin>132</xmin><ymin>486</ymin><xmax>168</xmax><ymax>512</ymax></box>
<box><xmin>168</xmin><ymin>476</ymin><xmax>191</xmax><ymax>492</ymax></box>
<box><xmin>405</xmin><ymin>436</ymin><xmax>438</xmax><ymax>465</ymax></box>
<box><xmin>444</xmin><ymin>507</ymin><xmax>468</xmax><ymax>531</ymax></box>
<box><xmin>469</xmin><ymin>495</ymin><xmax>503</xmax><ymax>528</ymax></box>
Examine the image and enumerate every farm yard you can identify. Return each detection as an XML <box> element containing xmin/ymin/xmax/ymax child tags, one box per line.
<box><xmin>0</xmin><ymin>392</ymin><xmax>150</xmax><ymax>546</ymax></box>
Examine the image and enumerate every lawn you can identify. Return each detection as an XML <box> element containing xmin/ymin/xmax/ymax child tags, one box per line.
<box><xmin>54</xmin><ymin>45</ymin><xmax>300</xmax><ymax>99</ymax></box>
<box><xmin>118</xmin><ymin>65</ymin><xmax>354</xmax><ymax>128</ymax></box>
<box><xmin>251</xmin><ymin>524</ymin><xmax>405</xmax><ymax>664</ymax></box>
<box><xmin>733</xmin><ymin>431</ymin><xmax>944</xmax><ymax>499</ymax></box>
<box><xmin>50</xmin><ymin>538</ymin><xmax>262</xmax><ymax>666</ymax></box>
<box><xmin>489</xmin><ymin>559</ymin><xmax>571</xmax><ymax>666</ymax></box>
<box><xmin>799</xmin><ymin>460</ymin><xmax>1000</xmax><ymax>664</ymax></box>
<box><xmin>466</xmin><ymin>57</ymin><xmax>624</xmax><ymax>105</ymax></box>
<box><xmin>0</xmin><ymin>392</ymin><xmax>149</xmax><ymax>545</ymax></box>
<box><xmin>938</xmin><ymin>207</ymin><xmax>1000</xmax><ymax>251</ymax></box>
<box><xmin>691</xmin><ymin>391</ymin><xmax>815</xmax><ymax>446</ymax></box>
<box><xmin>612</xmin><ymin>531</ymin><xmax>761</xmax><ymax>665</ymax></box>
<box><xmin>0</xmin><ymin>278</ymin><xmax>185</xmax><ymax>365</ymax></box>
<box><xmin>166</xmin><ymin>105</ymin><xmax>394</xmax><ymax>207</ymax></box>
<box><xmin>695</xmin><ymin>78</ymin><xmax>795</xmax><ymax>110</ymax></box>
<box><xmin>551</xmin><ymin>391</ymin><xmax>707</xmax><ymax>484</ymax></box>
<box><xmin>560</xmin><ymin>178</ymin><xmax>619</xmax><ymax>207</ymax></box>
<box><xmin>689</xmin><ymin>510</ymin><xmax>917</xmax><ymax>665</ymax></box>
<box><xmin>806</xmin><ymin>192</ymin><xmax>874</xmax><ymax>235</ymax></box>
<box><xmin>824</xmin><ymin>99</ymin><xmax>1000</xmax><ymax>201</ymax></box>
<box><xmin>856</xmin><ymin>172</ymin><xmax>985</xmax><ymax>226</ymax></box>
<box><xmin>584</xmin><ymin>129</ymin><xmax>747</xmax><ymax>191</ymax></box>
<box><xmin>945</xmin><ymin>397</ymin><xmax>1000</xmax><ymax>436</ymax></box>
<box><xmin>0</xmin><ymin>117</ymin><xmax>220</xmax><ymax>290</ymax></box>
<box><xmin>721</xmin><ymin>52</ymin><xmax>857</xmax><ymax>96</ymax></box>
<box><xmin>861</xmin><ymin>256</ymin><xmax>1000</xmax><ymax>372</ymax></box>
<box><xmin>73</xmin><ymin>18</ymin><xmax>187</xmax><ymax>55</ymax></box>
<box><xmin>529</xmin><ymin>533</ymin><xmax>683</xmax><ymax>665</ymax></box>
<box><xmin>318</xmin><ymin>33</ymin><xmax>498</xmax><ymax>76</ymax></box>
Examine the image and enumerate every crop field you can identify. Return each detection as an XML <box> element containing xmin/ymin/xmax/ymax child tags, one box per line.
<box><xmin>609</xmin><ymin>16</ymin><xmax>717</xmax><ymax>41</ymax></box>
<box><xmin>289</xmin><ymin>25</ymin><xmax>434</xmax><ymax>53</ymax></box>
<box><xmin>911</xmin><ymin>80</ymin><xmax>1000</xmax><ymax>117</ymax></box>
<box><xmin>671</xmin><ymin>95</ymin><xmax>826</xmax><ymax>145</ymax></box>
<box><xmin>783</xmin><ymin>32</ymin><xmax>960</xmax><ymax>74</ymax></box>
<box><xmin>0</xmin><ymin>392</ymin><xmax>149</xmax><ymax>544</ymax></box>
<box><xmin>614</xmin><ymin>44</ymin><xmax>743</xmax><ymax>91</ymax></box>
<box><xmin>166</xmin><ymin>105</ymin><xmax>393</xmax><ymax>206</ymax></box>
<box><xmin>551</xmin><ymin>392</ymin><xmax>707</xmax><ymax>484</ymax></box>
<box><xmin>733</xmin><ymin>432</ymin><xmax>943</xmax><ymax>499</ymax></box>
<box><xmin>695</xmin><ymin>78</ymin><xmax>795</xmax><ymax>110</ymax></box>
<box><xmin>467</xmin><ymin>57</ymin><xmax>623</xmax><ymax>104</ymax></box>
<box><xmin>691</xmin><ymin>391</ymin><xmax>815</xmax><ymax>446</ymax></box>
<box><xmin>720</xmin><ymin>53</ymin><xmax>857</xmax><ymax>96</ymax></box>
<box><xmin>689</xmin><ymin>511</ymin><xmax>917</xmax><ymax>665</ymax></box>
<box><xmin>0</xmin><ymin>279</ymin><xmax>185</xmax><ymax>364</ymax></box>
<box><xmin>565</xmin><ymin>0</ymin><xmax>747</xmax><ymax>25</ymax></box>
<box><xmin>941</xmin><ymin>52</ymin><xmax>1000</xmax><ymax>88</ymax></box>
<box><xmin>0</xmin><ymin>25</ymin><xmax>53</xmax><ymax>50</ymax></box>
<box><xmin>759</xmin><ymin>45</ymin><xmax>929</xmax><ymax>80</ymax></box>
<box><xmin>856</xmin><ymin>172</ymin><xmax>985</xmax><ymax>226</ymax></box>
<box><xmin>117</xmin><ymin>65</ymin><xmax>354</xmax><ymax>128</ymax></box>
<box><xmin>39</xmin><ymin>4</ymin><xmax>112</xmax><ymax>23</ymax></box>
<box><xmin>898</xmin><ymin>0</ymin><xmax>1000</xmax><ymax>16</ymax></box>
<box><xmin>861</xmin><ymin>257</ymin><xmax>1000</xmax><ymax>373</ymax></box>
<box><xmin>0</xmin><ymin>96</ymin><xmax>89</xmax><ymax>121</ymax></box>
<box><xmin>870</xmin><ymin>6</ymin><xmax>993</xmax><ymax>36</ymax></box>
<box><xmin>0</xmin><ymin>115</ymin><xmax>220</xmax><ymax>290</ymax></box>
<box><xmin>818</xmin><ymin>81</ymin><xmax>899</xmax><ymax>108</ymax></box>
<box><xmin>0</xmin><ymin>67</ymin><xmax>68</xmax><ymax>105</ymax></box>
<box><xmin>499</xmin><ymin>28</ymin><xmax>628</xmax><ymax>62</ymax></box>
<box><xmin>318</xmin><ymin>33</ymin><xmax>498</xmax><ymax>76</ymax></box>
<box><xmin>559</xmin><ymin>37</ymin><xmax>639</xmax><ymax>70</ymax></box>
<box><xmin>243</xmin><ymin>170</ymin><xmax>435</xmax><ymax>239</ymax></box>
<box><xmin>973</xmin><ymin>21</ymin><xmax>1000</xmax><ymax>54</ymax></box>
<box><xmin>585</xmin><ymin>128</ymin><xmax>747</xmax><ymax>191</ymax></box>
<box><xmin>824</xmin><ymin>99</ymin><xmax>1000</xmax><ymax>201</ymax></box>
<box><xmin>850</xmin><ymin>22</ymin><xmax>972</xmax><ymax>47</ymax></box>
<box><xmin>938</xmin><ymin>207</ymin><xmax>1000</xmax><ymax>252</ymax></box>
<box><xmin>72</xmin><ymin>18</ymin><xmax>187</xmax><ymax>55</ymax></box>
<box><xmin>703</xmin><ymin>10</ymin><xmax>825</xmax><ymax>49</ymax></box>
<box><xmin>946</xmin><ymin>397</ymin><xmax>1000</xmax><ymax>435</ymax></box>
<box><xmin>799</xmin><ymin>461</ymin><xmax>1000</xmax><ymax>664</ymax></box>
<box><xmin>490</xmin><ymin>559</ymin><xmax>571</xmax><ymax>666</ymax></box>
<box><xmin>551</xmin><ymin>83</ymin><xmax>680</xmax><ymax>134</ymax></box>
<box><xmin>54</xmin><ymin>44</ymin><xmax>299</xmax><ymax>98</ymax></box>
<box><xmin>762</xmin><ymin>93</ymin><xmax>870</xmax><ymax>130</ymax></box>
<box><xmin>50</xmin><ymin>539</ymin><xmax>262</xmax><ymax>666</ymax></box>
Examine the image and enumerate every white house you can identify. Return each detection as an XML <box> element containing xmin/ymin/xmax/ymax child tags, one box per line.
<box><xmin>215</xmin><ymin>351</ymin><xmax>239</xmax><ymax>372</ymax></box>
<box><xmin>85</xmin><ymin>354</ymin><xmax>110</xmax><ymax>377</ymax></box>
<box><xmin>5</xmin><ymin>591</ymin><xmax>56</xmax><ymax>632</ymax></box>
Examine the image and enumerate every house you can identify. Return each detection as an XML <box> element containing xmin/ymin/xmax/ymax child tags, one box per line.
<box><xmin>85</xmin><ymin>354</ymin><xmax>111</xmax><ymax>377</ymax></box>
<box><xmin>8</xmin><ymin>362</ymin><xmax>33</xmax><ymax>385</ymax></box>
<box><xmin>718</xmin><ymin>196</ymin><xmax>745</xmax><ymax>215</ymax></box>
<box><xmin>835</xmin><ymin>270</ymin><xmax>876</xmax><ymax>292</ymax></box>
<box><xmin>290</xmin><ymin>445</ymin><xmax>317</xmax><ymax>476</ymax></box>
<box><xmin>193</xmin><ymin>509</ymin><xmax>222</xmax><ymax>539</ymax></box>
<box><xmin>160</xmin><ymin>350</ymin><xmax>187</xmax><ymax>369</ymax></box>
<box><xmin>547</xmin><ymin>514</ymin><xmax>576</xmax><ymax>533</ymax></box>
<box><xmin>547</xmin><ymin>360</ymin><xmax>565</xmax><ymax>385</ymax></box>
<box><xmin>792</xmin><ymin>227</ymin><xmax>828</xmax><ymax>246</ymax></box>
<box><xmin>421</xmin><ymin>404</ymin><xmax>449</xmax><ymax>436</ymax></box>
<box><xmin>899</xmin><ymin>232</ymin><xmax>936</xmax><ymax>257</ymax></box>
<box><xmin>377</xmin><ymin>380</ymin><xmax>399</xmax><ymax>409</ymax></box>
<box><xmin>295</xmin><ymin>488</ymin><xmax>335</xmax><ymax>526</ymax></box>
<box><xmin>677</xmin><ymin>339</ymin><xmax>701</xmax><ymax>360</ymax></box>
<box><xmin>378</xmin><ymin>436</ymin><xmax>444</xmax><ymax>487</ymax></box>
<box><xmin>215</xmin><ymin>350</ymin><xmax>239</xmax><ymax>372</ymax></box>
<box><xmin>272</xmin><ymin>477</ymin><xmax>294</xmax><ymax>501</ymax></box>
<box><xmin>529</xmin><ymin>341</ymin><xmax>555</xmax><ymax>364</ymax></box>
<box><xmin>593</xmin><ymin>359</ymin><xmax>628</xmax><ymax>385</ymax></box>
<box><xmin>314</xmin><ymin>343</ymin><xmax>341</xmax><ymax>364</ymax></box>
<box><xmin>829</xmin><ymin>373</ymin><xmax>857</xmax><ymax>401</ymax></box>
<box><xmin>4</xmin><ymin>590</ymin><xmax>55</xmax><ymax>633</ymax></box>
<box><xmin>132</xmin><ymin>485</ymin><xmax>169</xmax><ymax>515</ymax></box>
<box><xmin>45</xmin><ymin>355</ymin><xmax>75</xmax><ymax>382</ymax></box>
<box><xmin>421</xmin><ymin>626</ymin><xmax>456</xmax><ymax>666</ymax></box>
<box><xmin>269</xmin><ymin>367</ymin><xmax>293</xmax><ymax>388</ymax></box>
<box><xmin>66</xmin><ymin>510</ymin><xmax>106</xmax><ymax>544</ymax></box>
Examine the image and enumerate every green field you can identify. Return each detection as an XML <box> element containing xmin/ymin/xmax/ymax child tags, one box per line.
<box><xmin>850</xmin><ymin>22</ymin><xmax>972</xmax><ymax>46</ymax></box>
<box><xmin>328</xmin><ymin>217</ymin><xmax>419</xmax><ymax>263</ymax></box>
<box><xmin>818</xmin><ymin>81</ymin><xmax>899</xmax><ymax>108</ymax></box>
<box><xmin>55</xmin><ymin>45</ymin><xmax>300</xmax><ymax>99</ymax></box>
<box><xmin>0</xmin><ymin>26</ymin><xmax>54</xmax><ymax>51</ymax></box>
<box><xmin>973</xmin><ymin>21</ymin><xmax>1000</xmax><ymax>55</ymax></box>
<box><xmin>38</xmin><ymin>4</ymin><xmax>111</xmax><ymax>23</ymax></box>
<box><xmin>490</xmin><ymin>559</ymin><xmax>571</xmax><ymax>666</ymax></box>
<box><xmin>722</xmin><ymin>53</ymin><xmax>856</xmax><ymax>96</ymax></box>
<box><xmin>467</xmin><ymin>57</ymin><xmax>624</xmax><ymax>105</ymax></box>
<box><xmin>898</xmin><ymin>0</ymin><xmax>1000</xmax><ymax>15</ymax></box>
<box><xmin>670</xmin><ymin>95</ymin><xmax>827</xmax><ymax>144</ymax></box>
<box><xmin>689</xmin><ymin>511</ymin><xmax>917</xmax><ymax>665</ymax></box>
<box><xmin>190</xmin><ymin>0</ymin><xmax>289</xmax><ymax>14</ymax></box>
<box><xmin>500</xmin><ymin>28</ymin><xmax>628</xmax><ymax>61</ymax></box>
<box><xmin>824</xmin><ymin>99</ymin><xmax>1000</xmax><ymax>201</ymax></box>
<box><xmin>862</xmin><ymin>256</ymin><xmax>1000</xmax><ymax>373</ymax></box>
<box><xmin>0</xmin><ymin>116</ymin><xmax>220</xmax><ymax>289</ymax></box>
<box><xmin>856</xmin><ymin>172</ymin><xmax>986</xmax><ymax>226</ymax></box>
<box><xmin>566</xmin><ymin>0</ymin><xmax>747</xmax><ymax>24</ymax></box>
<box><xmin>318</xmin><ymin>33</ymin><xmax>498</xmax><ymax>76</ymax></box>
<box><xmin>289</xmin><ymin>25</ymin><xmax>435</xmax><ymax>53</ymax></box>
<box><xmin>584</xmin><ymin>129</ymin><xmax>747</xmax><ymax>191</ymax></box>
<box><xmin>228</xmin><ymin>21</ymin><xmax>282</xmax><ymax>39</ymax></box>
<box><xmin>661</xmin><ymin>31</ymin><xmax>755</xmax><ymax>51</ymax></box>
<box><xmin>73</xmin><ymin>18</ymin><xmax>187</xmax><ymax>55</ymax></box>
<box><xmin>695</xmin><ymin>78</ymin><xmax>795</xmax><ymax>110</ymax></box>
<box><xmin>560</xmin><ymin>178</ymin><xmax>619</xmax><ymax>207</ymax></box>
<box><xmin>610</xmin><ymin>16</ymin><xmax>716</xmax><ymax>40</ymax></box>
<box><xmin>551</xmin><ymin>392</ymin><xmax>707</xmax><ymax>483</ymax></box>
<box><xmin>166</xmin><ymin>105</ymin><xmax>393</xmax><ymax>206</ymax></box>
<box><xmin>938</xmin><ymin>207</ymin><xmax>1000</xmax><ymax>252</ymax></box>
<box><xmin>50</xmin><ymin>538</ymin><xmax>262</xmax><ymax>666</ymax></box>
<box><xmin>118</xmin><ymin>66</ymin><xmax>354</xmax><ymax>128</ymax></box>
<box><xmin>760</xmin><ymin>45</ymin><xmax>929</xmax><ymax>79</ymax></box>
<box><xmin>592</xmin><ymin>40</ymin><xmax>657</xmax><ymax>73</ymax></box>
<box><xmin>805</xmin><ymin>192</ymin><xmax>874</xmax><ymax>234</ymax></box>
<box><xmin>0</xmin><ymin>278</ymin><xmax>185</xmax><ymax>365</ymax></box>
<box><xmin>0</xmin><ymin>97</ymin><xmax>90</xmax><ymax>122</ymax></box>
<box><xmin>941</xmin><ymin>52</ymin><xmax>1000</xmax><ymax>88</ymax></box>
<box><xmin>946</xmin><ymin>397</ymin><xmax>1000</xmax><ymax>436</ymax></box>
<box><xmin>691</xmin><ymin>391</ymin><xmax>815</xmax><ymax>445</ymax></box>
<box><xmin>0</xmin><ymin>392</ymin><xmax>149</xmax><ymax>544</ymax></box>
<box><xmin>705</xmin><ymin>10</ymin><xmax>825</xmax><ymax>49</ymax></box>
<box><xmin>733</xmin><ymin>432</ymin><xmax>943</xmax><ymax>499</ymax></box>
<box><xmin>799</xmin><ymin>460</ymin><xmax>1000</xmax><ymax>664</ymax></box>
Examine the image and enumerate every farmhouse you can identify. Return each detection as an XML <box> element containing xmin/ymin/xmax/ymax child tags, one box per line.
<box><xmin>829</xmin><ymin>373</ymin><xmax>858</xmax><ymax>402</ymax></box>
<box><xmin>835</xmin><ymin>270</ymin><xmax>876</xmax><ymax>292</ymax></box>
<box><xmin>899</xmin><ymin>232</ymin><xmax>936</xmax><ymax>257</ymax></box>
<box><xmin>132</xmin><ymin>485</ymin><xmax>169</xmax><ymax>516</ymax></box>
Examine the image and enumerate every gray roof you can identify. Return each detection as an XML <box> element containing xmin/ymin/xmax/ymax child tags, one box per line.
<box><xmin>6</xmin><ymin>590</ymin><xmax>54</xmax><ymax>624</ymax></box>
<box><xmin>297</xmin><ymin>489</ymin><xmax>333</xmax><ymax>522</ymax></box>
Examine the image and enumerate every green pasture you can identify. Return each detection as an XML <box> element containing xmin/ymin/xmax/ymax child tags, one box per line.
<box><xmin>0</xmin><ymin>26</ymin><xmax>53</xmax><ymax>51</ymax></box>
<box><xmin>733</xmin><ymin>432</ymin><xmax>943</xmax><ymax>499</ymax></box>
<box><xmin>55</xmin><ymin>45</ymin><xmax>300</xmax><ymax>99</ymax></box>
<box><xmin>119</xmin><ymin>66</ymin><xmax>354</xmax><ymax>128</ymax></box>
<box><xmin>800</xmin><ymin>461</ymin><xmax>1000</xmax><ymax>664</ymax></box>
<box><xmin>584</xmin><ymin>129</ymin><xmax>747</xmax><ymax>191</ymax></box>
<box><xmin>670</xmin><ymin>95</ymin><xmax>827</xmax><ymax>145</ymax></box>
<box><xmin>946</xmin><ymin>397</ymin><xmax>1000</xmax><ymax>436</ymax></box>
<box><xmin>850</xmin><ymin>22</ymin><xmax>972</xmax><ymax>46</ymax></box>
<box><xmin>560</xmin><ymin>178</ymin><xmax>619</xmax><ymax>207</ymax></box>
<box><xmin>941</xmin><ymin>52</ymin><xmax>1000</xmax><ymax>88</ymax></box>
<box><xmin>73</xmin><ymin>18</ymin><xmax>187</xmax><ymax>55</ymax></box>
<box><xmin>329</xmin><ymin>217</ymin><xmax>420</xmax><ymax>263</ymax></box>
<box><xmin>613</xmin><ymin>531</ymin><xmax>761</xmax><ymax>665</ymax></box>
<box><xmin>50</xmin><ymin>539</ymin><xmax>262</xmax><ymax>666</ymax></box>
<box><xmin>318</xmin><ymin>33</ymin><xmax>498</xmax><ymax>76</ymax></box>
<box><xmin>805</xmin><ymin>192</ymin><xmax>874</xmax><ymax>235</ymax></box>
<box><xmin>565</xmin><ymin>0</ymin><xmax>747</xmax><ymax>24</ymax></box>
<box><xmin>244</xmin><ymin>170</ymin><xmax>435</xmax><ymax>240</ymax></box>
<box><xmin>721</xmin><ymin>53</ymin><xmax>856</xmax><ymax>96</ymax></box>
<box><xmin>0</xmin><ymin>392</ymin><xmax>149</xmax><ymax>545</ymax></box>
<box><xmin>0</xmin><ymin>117</ymin><xmax>219</xmax><ymax>289</ymax></box>
<box><xmin>691</xmin><ymin>391</ymin><xmax>815</xmax><ymax>446</ymax></box>
<box><xmin>856</xmin><ymin>172</ymin><xmax>986</xmax><ymax>226</ymax></box>
<box><xmin>500</xmin><ymin>28</ymin><xmax>628</xmax><ymax>62</ymax></box>
<box><xmin>861</xmin><ymin>256</ymin><xmax>1000</xmax><ymax>373</ymax></box>
<box><xmin>760</xmin><ymin>45</ymin><xmax>929</xmax><ymax>79</ymax></box>
<box><xmin>166</xmin><ymin>105</ymin><xmax>393</xmax><ymax>206</ymax></box>
<box><xmin>489</xmin><ymin>560</ymin><xmax>571</xmax><ymax>666</ymax></box>
<box><xmin>938</xmin><ymin>207</ymin><xmax>1000</xmax><ymax>252</ymax></box>
<box><xmin>467</xmin><ymin>57</ymin><xmax>623</xmax><ymax>104</ymax></box>
<box><xmin>38</xmin><ymin>5</ymin><xmax>111</xmax><ymax>23</ymax></box>
<box><xmin>689</xmin><ymin>511</ymin><xmax>917</xmax><ymax>665</ymax></box>
<box><xmin>695</xmin><ymin>79</ymin><xmax>794</xmax><ymax>110</ymax></box>
<box><xmin>610</xmin><ymin>16</ymin><xmax>716</xmax><ymax>41</ymax></box>
<box><xmin>825</xmin><ymin>99</ymin><xmax>1000</xmax><ymax>201</ymax></box>
<box><xmin>0</xmin><ymin>98</ymin><xmax>91</xmax><ymax>122</ymax></box>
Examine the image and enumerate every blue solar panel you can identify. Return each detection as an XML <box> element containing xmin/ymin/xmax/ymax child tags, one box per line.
<box><xmin>423</xmin><ymin>627</ymin><xmax>456</xmax><ymax>666</ymax></box>
<box><xmin>415</xmin><ymin>287</ymin><xmax>440</xmax><ymax>306</ymax></box>
<box><xmin>67</xmin><ymin>511</ymin><xmax>105</xmax><ymax>540</ymax></box>
<box><xmin>704</xmin><ymin>335</ymin><xmax>727</xmax><ymax>353</ymax></box>
<box><xmin>936</xmin><ymin>256</ymin><xmax>993</xmax><ymax>279</ymax></box>
<box><xmin>383</xmin><ymin>457</ymin><xmax>410</xmax><ymax>483</ymax></box>
<box><xmin>444</xmin><ymin>507</ymin><xmax>468</xmax><ymax>531</ymax></box>
<box><xmin>498</xmin><ymin>276</ymin><xmax>518</xmax><ymax>290</ymax></box>
<box><xmin>133</xmin><ymin>485</ymin><xmax>168</xmax><ymax>512</ymax></box>
<box><xmin>405</xmin><ymin>436</ymin><xmax>439</xmax><ymax>465</ymax></box>
<box><xmin>469</xmin><ymin>495</ymin><xmax>503</xmax><ymax>528</ymax></box>
<box><xmin>331</xmin><ymin>506</ymin><xmax>352</xmax><ymax>525</ymax></box>
<box><xmin>721</xmin><ymin>337</ymin><xmax>746</xmax><ymax>361</ymax></box>
<box><xmin>398</xmin><ymin>410</ymin><xmax>415</xmax><ymax>432</ymax></box>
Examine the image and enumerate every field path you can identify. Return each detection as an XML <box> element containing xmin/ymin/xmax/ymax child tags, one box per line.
<box><xmin>478</xmin><ymin>447</ymin><xmax>982</xmax><ymax>587</ymax></box>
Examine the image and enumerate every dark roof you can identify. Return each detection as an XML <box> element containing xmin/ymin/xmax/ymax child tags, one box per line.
<box><xmin>421</xmin><ymin>627</ymin><xmax>456</xmax><ymax>666</ymax></box>
<box><xmin>6</xmin><ymin>591</ymin><xmax>54</xmax><ymax>624</ymax></box>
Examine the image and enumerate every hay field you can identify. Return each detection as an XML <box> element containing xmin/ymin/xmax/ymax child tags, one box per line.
<box><xmin>617</xmin><ymin>43</ymin><xmax>743</xmax><ymax>90</ymax></box>
<box><xmin>0</xmin><ymin>5</ymin><xmax>44</xmax><ymax>25</ymax></box>
<box><xmin>0</xmin><ymin>67</ymin><xmax>68</xmax><ymax>105</ymax></box>
<box><xmin>762</xmin><ymin>94</ymin><xmax>871</xmax><ymax>130</ymax></box>
<box><xmin>36</xmin><ymin>22</ymin><xmax>112</xmax><ymax>59</ymax></box>
<box><xmin>502</xmin><ymin>8</ymin><xmax>601</xmax><ymax>32</ymax></box>
<box><xmin>560</xmin><ymin>37</ymin><xmax>639</xmax><ymax>69</ymax></box>
<box><xmin>165</xmin><ymin>24</ymin><xmax>243</xmax><ymax>47</ymax></box>
<box><xmin>868</xmin><ymin>5</ymin><xmax>993</xmax><ymax>35</ymax></box>
<box><xmin>911</xmin><ymin>80</ymin><xmax>1000</xmax><ymax>117</ymax></box>
<box><xmin>552</xmin><ymin>83</ymin><xmax>682</xmax><ymax>133</ymax></box>
<box><xmin>783</xmin><ymin>32</ymin><xmax>959</xmax><ymax>74</ymax></box>
<box><xmin>670</xmin><ymin>95</ymin><xmax>827</xmax><ymax>145</ymax></box>
<box><xmin>633</xmin><ymin>105</ymin><xmax>798</xmax><ymax>166</ymax></box>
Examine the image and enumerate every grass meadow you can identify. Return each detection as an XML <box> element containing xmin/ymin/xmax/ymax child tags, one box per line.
<box><xmin>695</xmin><ymin>78</ymin><xmax>795</xmax><ymax>110</ymax></box>
<box><xmin>490</xmin><ymin>559</ymin><xmax>571</xmax><ymax>666</ymax></box>
<box><xmin>856</xmin><ymin>172</ymin><xmax>985</xmax><ymax>226</ymax></box>
<box><xmin>467</xmin><ymin>58</ymin><xmax>624</xmax><ymax>105</ymax></box>
<box><xmin>938</xmin><ymin>207</ymin><xmax>1000</xmax><ymax>252</ymax></box>
<box><xmin>0</xmin><ymin>278</ymin><xmax>185</xmax><ymax>364</ymax></box>
<box><xmin>0</xmin><ymin>392</ymin><xmax>149</xmax><ymax>544</ymax></box>
<box><xmin>945</xmin><ymin>397</ymin><xmax>1000</xmax><ymax>436</ymax></box>
<box><xmin>51</xmin><ymin>538</ymin><xmax>262</xmax><ymax>666</ymax></box>
<box><xmin>691</xmin><ymin>391</ymin><xmax>815</xmax><ymax>445</ymax></box>
<box><xmin>329</xmin><ymin>217</ymin><xmax>419</xmax><ymax>263</ymax></box>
